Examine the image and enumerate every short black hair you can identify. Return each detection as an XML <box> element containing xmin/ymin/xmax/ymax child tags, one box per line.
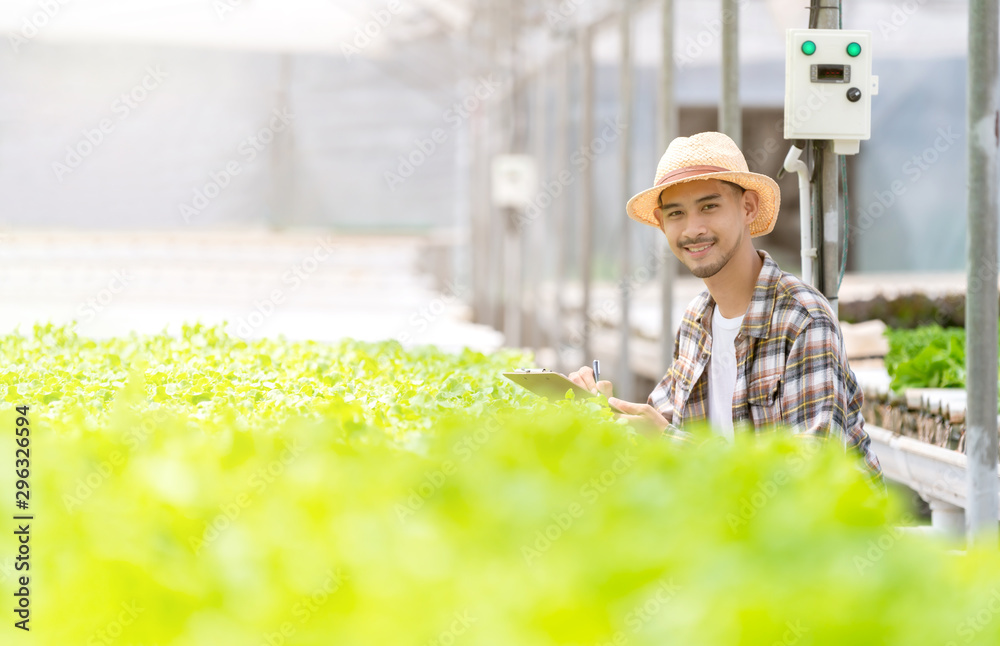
<box><xmin>721</xmin><ymin>180</ymin><xmax>746</xmax><ymax>198</ymax></box>
<box><xmin>656</xmin><ymin>179</ymin><xmax>746</xmax><ymax>209</ymax></box>
<box><xmin>654</xmin><ymin>179</ymin><xmax>746</xmax><ymax>230</ymax></box>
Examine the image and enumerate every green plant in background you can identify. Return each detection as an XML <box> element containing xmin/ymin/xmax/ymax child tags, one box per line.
<box><xmin>884</xmin><ymin>325</ymin><xmax>968</xmax><ymax>391</ymax></box>
<box><xmin>884</xmin><ymin>324</ymin><xmax>1000</xmax><ymax>396</ymax></box>
<box><xmin>3</xmin><ymin>324</ymin><xmax>1000</xmax><ymax>645</ymax></box>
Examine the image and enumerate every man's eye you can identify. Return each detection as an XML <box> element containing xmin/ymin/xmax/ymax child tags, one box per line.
<box><xmin>666</xmin><ymin>211</ymin><xmax>681</xmax><ymax>219</ymax></box>
<box><xmin>703</xmin><ymin>203</ymin><xmax>718</xmax><ymax>211</ymax></box>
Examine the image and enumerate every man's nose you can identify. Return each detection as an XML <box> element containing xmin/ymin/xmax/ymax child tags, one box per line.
<box><xmin>682</xmin><ymin>213</ymin><xmax>709</xmax><ymax>240</ymax></box>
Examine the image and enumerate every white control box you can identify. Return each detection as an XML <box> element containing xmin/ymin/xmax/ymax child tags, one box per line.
<box><xmin>491</xmin><ymin>154</ymin><xmax>538</xmax><ymax>209</ymax></box>
<box><xmin>784</xmin><ymin>29</ymin><xmax>878</xmax><ymax>155</ymax></box>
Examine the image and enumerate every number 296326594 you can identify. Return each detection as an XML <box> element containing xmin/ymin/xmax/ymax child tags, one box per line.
<box><xmin>15</xmin><ymin>405</ymin><xmax>30</xmax><ymax>511</ymax></box>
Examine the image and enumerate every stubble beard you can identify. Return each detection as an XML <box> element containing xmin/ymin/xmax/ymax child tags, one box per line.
<box><xmin>685</xmin><ymin>228</ymin><xmax>743</xmax><ymax>279</ymax></box>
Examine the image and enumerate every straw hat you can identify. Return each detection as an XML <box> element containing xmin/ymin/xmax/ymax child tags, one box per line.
<box><xmin>626</xmin><ymin>131</ymin><xmax>780</xmax><ymax>237</ymax></box>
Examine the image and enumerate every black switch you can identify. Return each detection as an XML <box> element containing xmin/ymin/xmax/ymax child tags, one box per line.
<box><xmin>846</xmin><ymin>87</ymin><xmax>862</xmax><ymax>102</ymax></box>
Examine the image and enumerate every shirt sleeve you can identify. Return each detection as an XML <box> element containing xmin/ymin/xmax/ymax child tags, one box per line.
<box><xmin>781</xmin><ymin>316</ymin><xmax>883</xmax><ymax>479</ymax></box>
<box><xmin>648</xmin><ymin>325</ymin><xmax>680</xmax><ymax>423</ymax></box>
<box><xmin>648</xmin><ymin>369</ymin><xmax>676</xmax><ymax>423</ymax></box>
<box><xmin>647</xmin><ymin>329</ymin><xmax>692</xmax><ymax>443</ymax></box>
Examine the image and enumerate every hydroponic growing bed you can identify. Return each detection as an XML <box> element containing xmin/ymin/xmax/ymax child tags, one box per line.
<box><xmin>860</xmin><ymin>325</ymin><xmax>1000</xmax><ymax>451</ymax></box>
<box><xmin>2</xmin><ymin>324</ymin><xmax>1000</xmax><ymax>645</ymax></box>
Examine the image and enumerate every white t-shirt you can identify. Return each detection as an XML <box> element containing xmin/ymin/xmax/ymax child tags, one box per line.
<box><xmin>708</xmin><ymin>305</ymin><xmax>745</xmax><ymax>441</ymax></box>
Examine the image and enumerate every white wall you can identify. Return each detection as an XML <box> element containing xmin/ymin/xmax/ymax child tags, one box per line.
<box><xmin>0</xmin><ymin>41</ymin><xmax>461</xmax><ymax>230</ymax></box>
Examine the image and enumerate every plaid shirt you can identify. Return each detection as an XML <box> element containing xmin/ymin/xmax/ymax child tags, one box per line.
<box><xmin>649</xmin><ymin>250</ymin><xmax>883</xmax><ymax>479</ymax></box>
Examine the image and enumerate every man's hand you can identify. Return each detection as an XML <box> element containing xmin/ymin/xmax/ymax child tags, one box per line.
<box><xmin>606</xmin><ymin>398</ymin><xmax>671</xmax><ymax>439</ymax></box>
<box><xmin>567</xmin><ymin>365</ymin><xmax>613</xmax><ymax>398</ymax></box>
<box><xmin>569</xmin><ymin>366</ymin><xmax>670</xmax><ymax>438</ymax></box>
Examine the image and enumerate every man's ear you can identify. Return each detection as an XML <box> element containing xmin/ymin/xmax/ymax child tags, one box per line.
<box><xmin>742</xmin><ymin>190</ymin><xmax>760</xmax><ymax>226</ymax></box>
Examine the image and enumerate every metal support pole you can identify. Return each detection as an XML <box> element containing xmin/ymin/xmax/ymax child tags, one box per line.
<box><xmin>809</xmin><ymin>142</ymin><xmax>823</xmax><ymax>290</ymax></box>
<box><xmin>554</xmin><ymin>48</ymin><xmax>571</xmax><ymax>371</ymax></box>
<box><xmin>471</xmin><ymin>110</ymin><xmax>488</xmax><ymax>325</ymax></box>
<box><xmin>270</xmin><ymin>54</ymin><xmax>295</xmax><ymax>228</ymax></box>
<box><xmin>618</xmin><ymin>1</ymin><xmax>634</xmax><ymax>401</ymax></box>
<box><xmin>816</xmin><ymin>8</ymin><xmax>840</xmax><ymax>311</ymax></box>
<box><xmin>720</xmin><ymin>0</ymin><xmax>741</xmax><ymax>147</ymax></box>
<box><xmin>502</xmin><ymin>67</ymin><xmax>528</xmax><ymax>349</ymax></box>
<box><xmin>528</xmin><ymin>68</ymin><xmax>547</xmax><ymax>352</ymax></box>
<box><xmin>820</xmin><ymin>141</ymin><xmax>840</xmax><ymax>311</ymax></box>
<box><xmin>489</xmin><ymin>103</ymin><xmax>506</xmax><ymax>332</ymax></box>
<box><xmin>503</xmin><ymin>206</ymin><xmax>522</xmax><ymax>348</ymax></box>
<box><xmin>965</xmin><ymin>0</ymin><xmax>999</xmax><ymax>547</ymax></box>
<box><xmin>659</xmin><ymin>0</ymin><xmax>678</xmax><ymax>373</ymax></box>
<box><xmin>500</xmin><ymin>6</ymin><xmax>523</xmax><ymax>342</ymax></box>
<box><xmin>485</xmin><ymin>2</ymin><xmax>504</xmax><ymax>332</ymax></box>
<box><xmin>580</xmin><ymin>26</ymin><xmax>595</xmax><ymax>364</ymax></box>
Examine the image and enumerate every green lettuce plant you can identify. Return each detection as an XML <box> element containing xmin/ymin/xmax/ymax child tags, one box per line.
<box><xmin>1</xmin><ymin>325</ymin><xmax>998</xmax><ymax>645</ymax></box>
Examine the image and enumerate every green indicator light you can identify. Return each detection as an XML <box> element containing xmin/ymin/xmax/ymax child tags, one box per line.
<box><xmin>847</xmin><ymin>42</ymin><xmax>861</xmax><ymax>57</ymax></box>
<box><xmin>801</xmin><ymin>40</ymin><xmax>816</xmax><ymax>56</ymax></box>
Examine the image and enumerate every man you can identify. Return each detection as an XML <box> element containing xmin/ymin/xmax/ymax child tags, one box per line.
<box><xmin>569</xmin><ymin>131</ymin><xmax>882</xmax><ymax>479</ymax></box>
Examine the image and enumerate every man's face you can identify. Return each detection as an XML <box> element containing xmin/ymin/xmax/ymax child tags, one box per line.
<box><xmin>654</xmin><ymin>178</ymin><xmax>757</xmax><ymax>279</ymax></box>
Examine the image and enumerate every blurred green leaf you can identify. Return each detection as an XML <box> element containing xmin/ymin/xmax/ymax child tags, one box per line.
<box><xmin>0</xmin><ymin>324</ymin><xmax>997</xmax><ymax>645</ymax></box>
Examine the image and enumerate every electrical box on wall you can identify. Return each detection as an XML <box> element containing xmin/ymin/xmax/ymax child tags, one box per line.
<box><xmin>784</xmin><ymin>29</ymin><xmax>878</xmax><ymax>155</ymax></box>
<box><xmin>491</xmin><ymin>154</ymin><xmax>538</xmax><ymax>210</ymax></box>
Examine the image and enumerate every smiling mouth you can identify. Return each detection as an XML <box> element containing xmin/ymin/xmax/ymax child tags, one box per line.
<box><xmin>683</xmin><ymin>242</ymin><xmax>714</xmax><ymax>255</ymax></box>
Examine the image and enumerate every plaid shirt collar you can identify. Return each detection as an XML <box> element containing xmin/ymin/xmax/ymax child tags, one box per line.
<box><xmin>691</xmin><ymin>249</ymin><xmax>780</xmax><ymax>339</ymax></box>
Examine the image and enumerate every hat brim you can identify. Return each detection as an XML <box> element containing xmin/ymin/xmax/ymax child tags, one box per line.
<box><xmin>626</xmin><ymin>171</ymin><xmax>781</xmax><ymax>238</ymax></box>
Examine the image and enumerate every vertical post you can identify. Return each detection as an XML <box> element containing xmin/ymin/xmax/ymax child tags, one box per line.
<box><xmin>816</xmin><ymin>8</ymin><xmax>840</xmax><ymax>311</ymax></box>
<box><xmin>471</xmin><ymin>109</ymin><xmax>489</xmax><ymax>325</ymax></box>
<box><xmin>485</xmin><ymin>1</ymin><xmax>504</xmax><ymax>332</ymax></box>
<box><xmin>466</xmin><ymin>17</ymin><xmax>486</xmax><ymax>327</ymax></box>
<box><xmin>271</xmin><ymin>54</ymin><xmax>295</xmax><ymax>228</ymax></box>
<box><xmin>720</xmin><ymin>0</ymin><xmax>741</xmax><ymax>147</ymax></box>
<box><xmin>580</xmin><ymin>25</ymin><xmax>595</xmax><ymax>364</ymax></box>
<box><xmin>489</xmin><ymin>100</ymin><xmax>506</xmax><ymax>332</ymax></box>
<box><xmin>618</xmin><ymin>2</ymin><xmax>634</xmax><ymax>401</ymax></box>
<box><xmin>810</xmin><ymin>141</ymin><xmax>823</xmax><ymax>289</ymax></box>
<box><xmin>504</xmin><ymin>204</ymin><xmax>522</xmax><ymax>348</ymax></box>
<box><xmin>659</xmin><ymin>0</ymin><xmax>678</xmax><ymax>374</ymax></box>
<box><xmin>820</xmin><ymin>141</ymin><xmax>840</xmax><ymax>311</ymax></box>
<box><xmin>503</xmin><ymin>66</ymin><xmax>526</xmax><ymax>348</ymax></box>
<box><xmin>965</xmin><ymin>0</ymin><xmax>999</xmax><ymax>546</ymax></box>
<box><xmin>499</xmin><ymin>2</ymin><xmax>522</xmax><ymax>341</ymax></box>
<box><xmin>554</xmin><ymin>48</ymin><xmax>571</xmax><ymax>371</ymax></box>
<box><xmin>528</xmin><ymin>68</ymin><xmax>547</xmax><ymax>352</ymax></box>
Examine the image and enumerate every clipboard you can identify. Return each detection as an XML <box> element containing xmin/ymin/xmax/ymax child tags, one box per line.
<box><xmin>502</xmin><ymin>369</ymin><xmax>626</xmax><ymax>414</ymax></box>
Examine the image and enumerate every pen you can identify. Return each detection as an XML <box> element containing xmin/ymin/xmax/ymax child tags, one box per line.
<box><xmin>592</xmin><ymin>359</ymin><xmax>600</xmax><ymax>384</ymax></box>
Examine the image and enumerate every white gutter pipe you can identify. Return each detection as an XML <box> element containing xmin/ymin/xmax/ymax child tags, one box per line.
<box><xmin>782</xmin><ymin>145</ymin><xmax>815</xmax><ymax>286</ymax></box>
